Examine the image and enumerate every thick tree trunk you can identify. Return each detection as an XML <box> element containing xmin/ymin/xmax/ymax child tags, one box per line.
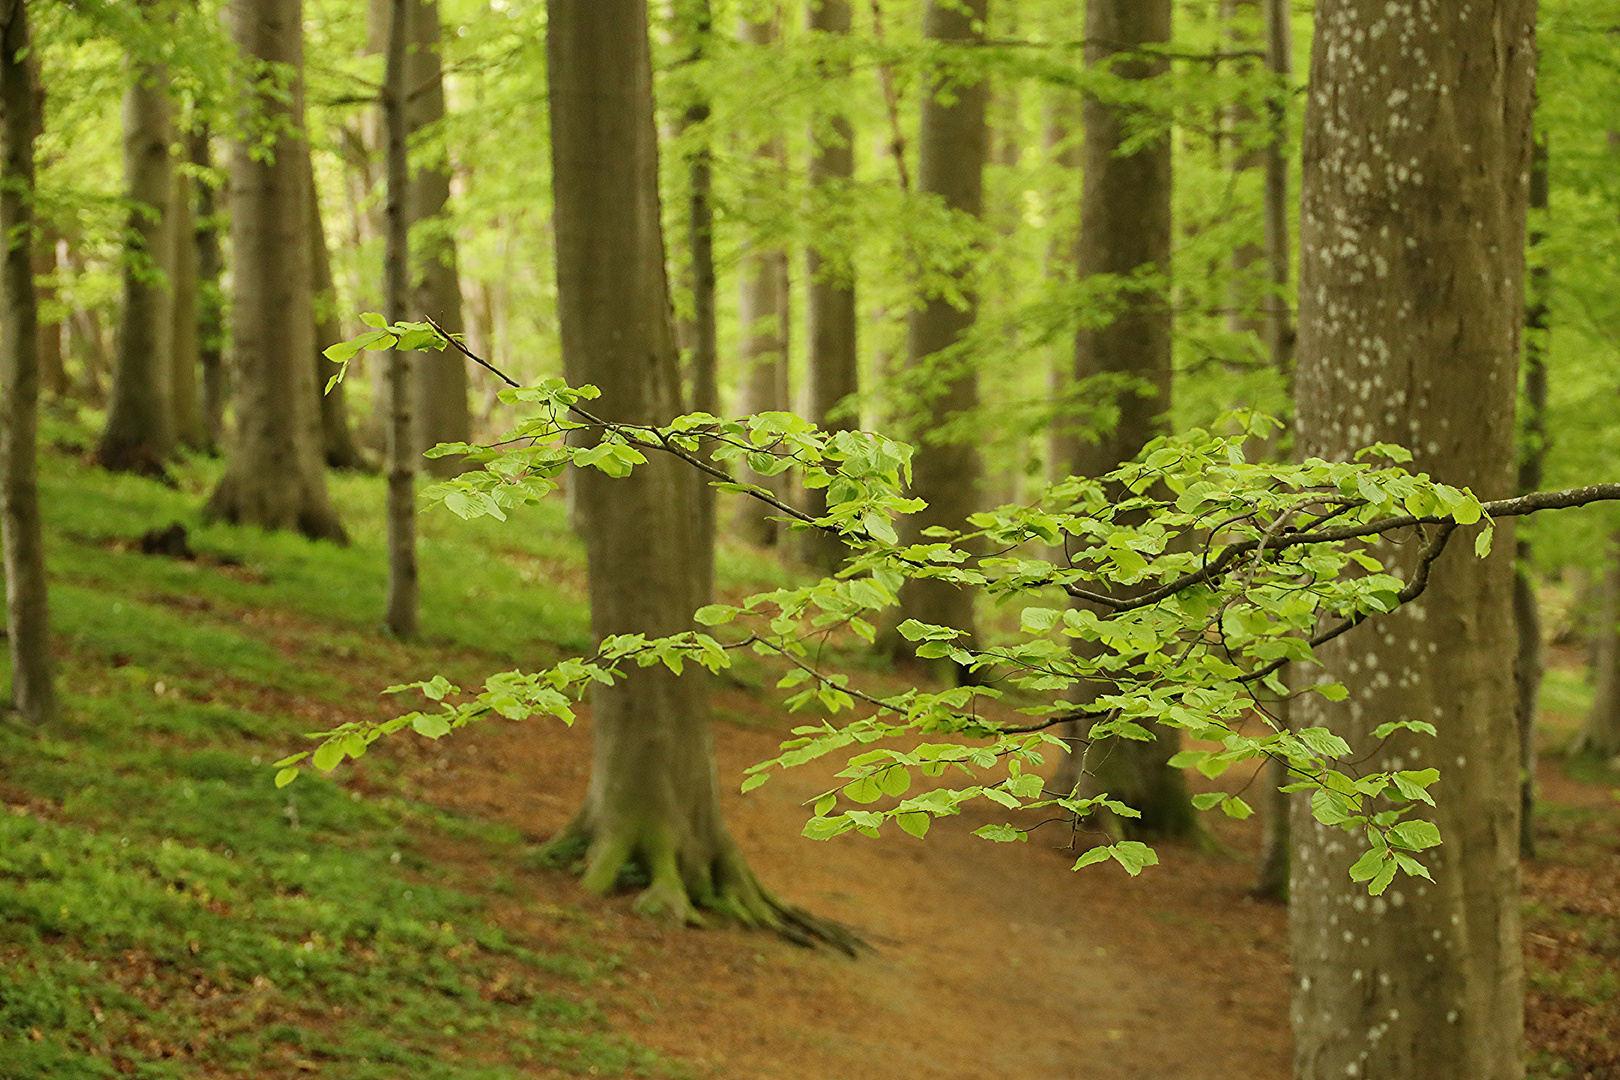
<box><xmin>306</xmin><ymin>145</ymin><xmax>366</xmax><ymax>470</ymax></box>
<box><xmin>1055</xmin><ymin>0</ymin><xmax>1192</xmax><ymax>838</ymax></box>
<box><xmin>405</xmin><ymin>0</ymin><xmax>471</xmax><ymax>475</ymax></box>
<box><xmin>97</xmin><ymin>40</ymin><xmax>175</xmax><ymax>475</ymax></box>
<box><xmin>31</xmin><ymin>236</ymin><xmax>65</xmax><ymax>399</ymax></box>
<box><xmin>731</xmin><ymin>11</ymin><xmax>790</xmax><ymax>548</ymax></box>
<box><xmin>1514</xmin><ymin>131</ymin><xmax>1549</xmax><ymax>858</ymax></box>
<box><xmin>189</xmin><ymin>127</ymin><xmax>225</xmax><ymax>452</ymax></box>
<box><xmin>800</xmin><ymin>0</ymin><xmax>857</xmax><ymax>572</ymax></box>
<box><xmin>1289</xmin><ymin>4</ymin><xmax>1534</xmax><ymax>1078</ymax></box>
<box><xmin>892</xmin><ymin>0</ymin><xmax>989</xmax><ymax>670</ymax></box>
<box><xmin>1253</xmin><ymin>0</ymin><xmax>1295</xmax><ymax>901</ymax></box>
<box><xmin>383</xmin><ymin>0</ymin><xmax>418</xmax><ymax>638</ymax></box>
<box><xmin>0</xmin><ymin>0</ymin><xmax>56</xmax><ymax>726</ymax></box>
<box><xmin>169</xmin><ymin>160</ymin><xmax>206</xmax><ymax>451</ymax></box>
<box><xmin>1577</xmin><ymin>536</ymin><xmax>1620</xmax><ymax>761</ymax></box>
<box><xmin>544</xmin><ymin>0</ymin><xmax>841</xmax><ymax>944</ymax></box>
<box><xmin>205</xmin><ymin>0</ymin><xmax>347</xmax><ymax>544</ymax></box>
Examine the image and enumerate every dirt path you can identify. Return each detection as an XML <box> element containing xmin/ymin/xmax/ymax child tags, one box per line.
<box><xmin>397</xmin><ymin>687</ymin><xmax>1293</xmax><ymax>1080</ymax></box>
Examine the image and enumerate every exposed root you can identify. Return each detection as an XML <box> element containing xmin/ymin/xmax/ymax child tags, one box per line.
<box><xmin>541</xmin><ymin>817</ymin><xmax>864</xmax><ymax>956</ymax></box>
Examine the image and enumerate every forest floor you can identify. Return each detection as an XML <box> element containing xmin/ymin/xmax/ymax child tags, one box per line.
<box><xmin>0</xmin><ymin>415</ymin><xmax>1615</xmax><ymax>1079</ymax></box>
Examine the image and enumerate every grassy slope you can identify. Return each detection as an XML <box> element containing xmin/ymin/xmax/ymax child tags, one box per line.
<box><xmin>0</xmin><ymin>408</ymin><xmax>782</xmax><ymax>1079</ymax></box>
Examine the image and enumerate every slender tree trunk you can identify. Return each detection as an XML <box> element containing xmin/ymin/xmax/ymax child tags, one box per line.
<box><xmin>1513</xmin><ymin>130</ymin><xmax>1549</xmax><ymax>858</ymax></box>
<box><xmin>1253</xmin><ymin>0</ymin><xmax>1294</xmax><ymax>902</ymax></box>
<box><xmin>306</xmin><ymin>145</ymin><xmax>366</xmax><ymax>470</ymax></box>
<box><xmin>1057</xmin><ymin>0</ymin><xmax>1193</xmax><ymax>838</ymax></box>
<box><xmin>169</xmin><ymin>156</ymin><xmax>206</xmax><ymax>451</ymax></box>
<box><xmin>892</xmin><ymin>0</ymin><xmax>990</xmax><ymax>673</ymax></box>
<box><xmin>1577</xmin><ymin>536</ymin><xmax>1620</xmax><ymax>761</ymax></box>
<box><xmin>1289</xmin><ymin>3</ymin><xmax>1534</xmax><ymax>1077</ymax></box>
<box><xmin>543</xmin><ymin>0</ymin><xmax>842</xmax><ymax>944</ymax></box>
<box><xmin>405</xmin><ymin>0</ymin><xmax>471</xmax><ymax>475</ymax></box>
<box><xmin>676</xmin><ymin>0</ymin><xmax>719</xmax><ymax>606</ymax></box>
<box><xmin>31</xmin><ymin>235</ymin><xmax>65</xmax><ymax>399</ymax></box>
<box><xmin>801</xmin><ymin>0</ymin><xmax>858</xmax><ymax>571</ymax></box>
<box><xmin>383</xmin><ymin>0</ymin><xmax>418</xmax><ymax>637</ymax></box>
<box><xmin>0</xmin><ymin>0</ymin><xmax>56</xmax><ymax>725</ymax></box>
<box><xmin>731</xmin><ymin>10</ymin><xmax>791</xmax><ymax>548</ymax></box>
<box><xmin>190</xmin><ymin>127</ymin><xmax>225</xmax><ymax>452</ymax></box>
<box><xmin>97</xmin><ymin>34</ymin><xmax>175</xmax><ymax>475</ymax></box>
<box><xmin>1043</xmin><ymin>96</ymin><xmax>1080</xmax><ymax>491</ymax></box>
<box><xmin>205</xmin><ymin>0</ymin><xmax>347</xmax><ymax>543</ymax></box>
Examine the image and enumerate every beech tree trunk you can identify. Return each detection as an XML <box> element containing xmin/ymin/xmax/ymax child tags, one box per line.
<box><xmin>405</xmin><ymin>0</ymin><xmax>471</xmax><ymax>475</ymax></box>
<box><xmin>1043</xmin><ymin>96</ymin><xmax>1080</xmax><ymax>490</ymax></box>
<box><xmin>0</xmin><ymin>0</ymin><xmax>55</xmax><ymax>726</ymax></box>
<box><xmin>205</xmin><ymin>0</ymin><xmax>347</xmax><ymax>544</ymax></box>
<box><xmin>190</xmin><ymin>127</ymin><xmax>225</xmax><ymax>451</ymax></box>
<box><xmin>31</xmin><ymin>236</ymin><xmax>65</xmax><ymax>399</ymax></box>
<box><xmin>169</xmin><ymin>158</ymin><xmax>206</xmax><ymax>451</ymax></box>
<box><xmin>305</xmin><ymin>145</ymin><xmax>366</xmax><ymax>470</ymax></box>
<box><xmin>1578</xmin><ymin>536</ymin><xmax>1620</xmax><ymax>761</ymax></box>
<box><xmin>892</xmin><ymin>0</ymin><xmax>989</xmax><ymax>670</ymax></box>
<box><xmin>731</xmin><ymin>11</ymin><xmax>791</xmax><ymax>548</ymax></box>
<box><xmin>383</xmin><ymin>0</ymin><xmax>418</xmax><ymax>638</ymax></box>
<box><xmin>1253</xmin><ymin>0</ymin><xmax>1295</xmax><ymax>902</ymax></box>
<box><xmin>97</xmin><ymin>36</ymin><xmax>175</xmax><ymax>474</ymax></box>
<box><xmin>1514</xmin><ymin>131</ymin><xmax>1549</xmax><ymax>858</ymax></box>
<box><xmin>1055</xmin><ymin>0</ymin><xmax>1193</xmax><ymax>838</ymax></box>
<box><xmin>801</xmin><ymin>0</ymin><xmax>857</xmax><ymax>572</ymax></box>
<box><xmin>544</xmin><ymin>0</ymin><xmax>838</xmax><ymax>941</ymax></box>
<box><xmin>1289</xmin><ymin>3</ymin><xmax>1534</xmax><ymax>1078</ymax></box>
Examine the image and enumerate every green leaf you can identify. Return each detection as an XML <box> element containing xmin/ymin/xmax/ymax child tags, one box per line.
<box><xmin>1388</xmin><ymin>819</ymin><xmax>1442</xmax><ymax>851</ymax></box>
<box><xmin>1108</xmin><ymin>841</ymin><xmax>1159</xmax><ymax>876</ymax></box>
<box><xmin>694</xmin><ymin>604</ymin><xmax>736</xmax><ymax>626</ymax></box>
<box><xmin>897</xmin><ymin>812</ymin><xmax>931</xmax><ymax>839</ymax></box>
<box><xmin>411</xmin><ymin>713</ymin><xmax>451</xmax><ymax>739</ymax></box>
<box><xmin>878</xmin><ymin>765</ymin><xmax>911</xmax><ymax>798</ymax></box>
<box><xmin>741</xmin><ymin>773</ymin><xmax>769</xmax><ymax>793</ymax></box>
<box><xmin>843</xmin><ymin>776</ymin><xmax>882</xmax><ymax>804</ymax></box>
<box><xmin>274</xmin><ymin>767</ymin><xmax>299</xmax><ymax>788</ymax></box>
<box><xmin>1220</xmin><ymin>796</ymin><xmax>1253</xmax><ymax>820</ymax></box>
<box><xmin>1192</xmin><ymin>791</ymin><xmax>1225</xmax><ymax>811</ymax></box>
<box><xmin>311</xmin><ymin>741</ymin><xmax>345</xmax><ymax>773</ymax></box>
<box><xmin>360</xmin><ymin>311</ymin><xmax>387</xmax><ymax>329</ymax></box>
<box><xmin>1474</xmin><ymin>523</ymin><xmax>1495</xmax><ymax>558</ymax></box>
<box><xmin>1316</xmin><ymin>682</ymin><xmax>1349</xmax><ymax>702</ymax></box>
<box><xmin>973</xmin><ymin>824</ymin><xmax>1025</xmax><ymax>843</ymax></box>
<box><xmin>1348</xmin><ymin>846</ymin><xmax>1386</xmax><ymax>883</ymax></box>
<box><xmin>1071</xmin><ymin>847</ymin><xmax>1111</xmax><ymax>870</ymax></box>
<box><xmin>1296</xmin><ymin>726</ymin><xmax>1352</xmax><ymax>760</ymax></box>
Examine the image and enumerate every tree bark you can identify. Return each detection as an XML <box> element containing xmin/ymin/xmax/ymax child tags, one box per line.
<box><xmin>543</xmin><ymin>0</ymin><xmax>837</xmax><ymax>941</ymax></box>
<box><xmin>205</xmin><ymin>0</ymin><xmax>347</xmax><ymax>544</ymax></box>
<box><xmin>1514</xmin><ymin>131</ymin><xmax>1549</xmax><ymax>857</ymax></box>
<box><xmin>97</xmin><ymin>31</ymin><xmax>175</xmax><ymax>475</ymax></box>
<box><xmin>1289</xmin><ymin>3</ymin><xmax>1535</xmax><ymax>1078</ymax></box>
<box><xmin>31</xmin><ymin>234</ymin><xmax>65</xmax><ymax>399</ymax></box>
<box><xmin>800</xmin><ymin>0</ymin><xmax>858</xmax><ymax>572</ymax></box>
<box><xmin>1055</xmin><ymin>0</ymin><xmax>1192</xmax><ymax>838</ymax></box>
<box><xmin>169</xmin><ymin>155</ymin><xmax>206</xmax><ymax>451</ymax></box>
<box><xmin>731</xmin><ymin>10</ymin><xmax>791</xmax><ymax>549</ymax></box>
<box><xmin>0</xmin><ymin>0</ymin><xmax>55</xmax><ymax>725</ymax></box>
<box><xmin>383</xmin><ymin>0</ymin><xmax>418</xmax><ymax>638</ymax></box>
<box><xmin>1577</xmin><ymin>535</ymin><xmax>1620</xmax><ymax>761</ymax></box>
<box><xmin>306</xmin><ymin>144</ymin><xmax>366</xmax><ymax>470</ymax></box>
<box><xmin>1253</xmin><ymin>0</ymin><xmax>1295</xmax><ymax>902</ymax></box>
<box><xmin>405</xmin><ymin>0</ymin><xmax>471</xmax><ymax>475</ymax></box>
<box><xmin>892</xmin><ymin>0</ymin><xmax>989</xmax><ymax>672</ymax></box>
<box><xmin>189</xmin><ymin>126</ymin><xmax>225</xmax><ymax>452</ymax></box>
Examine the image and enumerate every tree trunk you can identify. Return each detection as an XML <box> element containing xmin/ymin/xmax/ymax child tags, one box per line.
<box><xmin>892</xmin><ymin>0</ymin><xmax>989</xmax><ymax>672</ymax></box>
<box><xmin>1289</xmin><ymin>3</ymin><xmax>1534</xmax><ymax>1078</ymax></box>
<box><xmin>190</xmin><ymin>126</ymin><xmax>225</xmax><ymax>452</ymax></box>
<box><xmin>543</xmin><ymin>0</ymin><xmax>841</xmax><ymax>943</ymax></box>
<box><xmin>0</xmin><ymin>0</ymin><xmax>55</xmax><ymax>726</ymax></box>
<box><xmin>205</xmin><ymin>0</ymin><xmax>347</xmax><ymax>544</ymax></box>
<box><xmin>1577</xmin><ymin>536</ymin><xmax>1620</xmax><ymax>761</ymax></box>
<box><xmin>383</xmin><ymin>0</ymin><xmax>418</xmax><ymax>638</ymax></box>
<box><xmin>97</xmin><ymin>35</ymin><xmax>175</xmax><ymax>475</ymax></box>
<box><xmin>1055</xmin><ymin>0</ymin><xmax>1192</xmax><ymax>838</ymax></box>
<box><xmin>306</xmin><ymin>144</ymin><xmax>366</xmax><ymax>470</ymax></box>
<box><xmin>31</xmin><ymin>234</ymin><xmax>65</xmax><ymax>399</ymax></box>
<box><xmin>169</xmin><ymin>157</ymin><xmax>206</xmax><ymax>451</ymax></box>
<box><xmin>1514</xmin><ymin>131</ymin><xmax>1549</xmax><ymax>858</ymax></box>
<box><xmin>1043</xmin><ymin>96</ymin><xmax>1080</xmax><ymax>492</ymax></box>
<box><xmin>675</xmin><ymin>0</ymin><xmax>718</xmax><ymax>606</ymax></box>
<box><xmin>800</xmin><ymin>0</ymin><xmax>858</xmax><ymax>572</ymax></box>
<box><xmin>730</xmin><ymin>11</ymin><xmax>791</xmax><ymax>549</ymax></box>
<box><xmin>405</xmin><ymin>0</ymin><xmax>471</xmax><ymax>475</ymax></box>
<box><xmin>1253</xmin><ymin>0</ymin><xmax>1295</xmax><ymax>902</ymax></box>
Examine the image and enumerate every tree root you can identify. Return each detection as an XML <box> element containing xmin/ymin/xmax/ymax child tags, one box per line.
<box><xmin>537</xmin><ymin>817</ymin><xmax>864</xmax><ymax>957</ymax></box>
